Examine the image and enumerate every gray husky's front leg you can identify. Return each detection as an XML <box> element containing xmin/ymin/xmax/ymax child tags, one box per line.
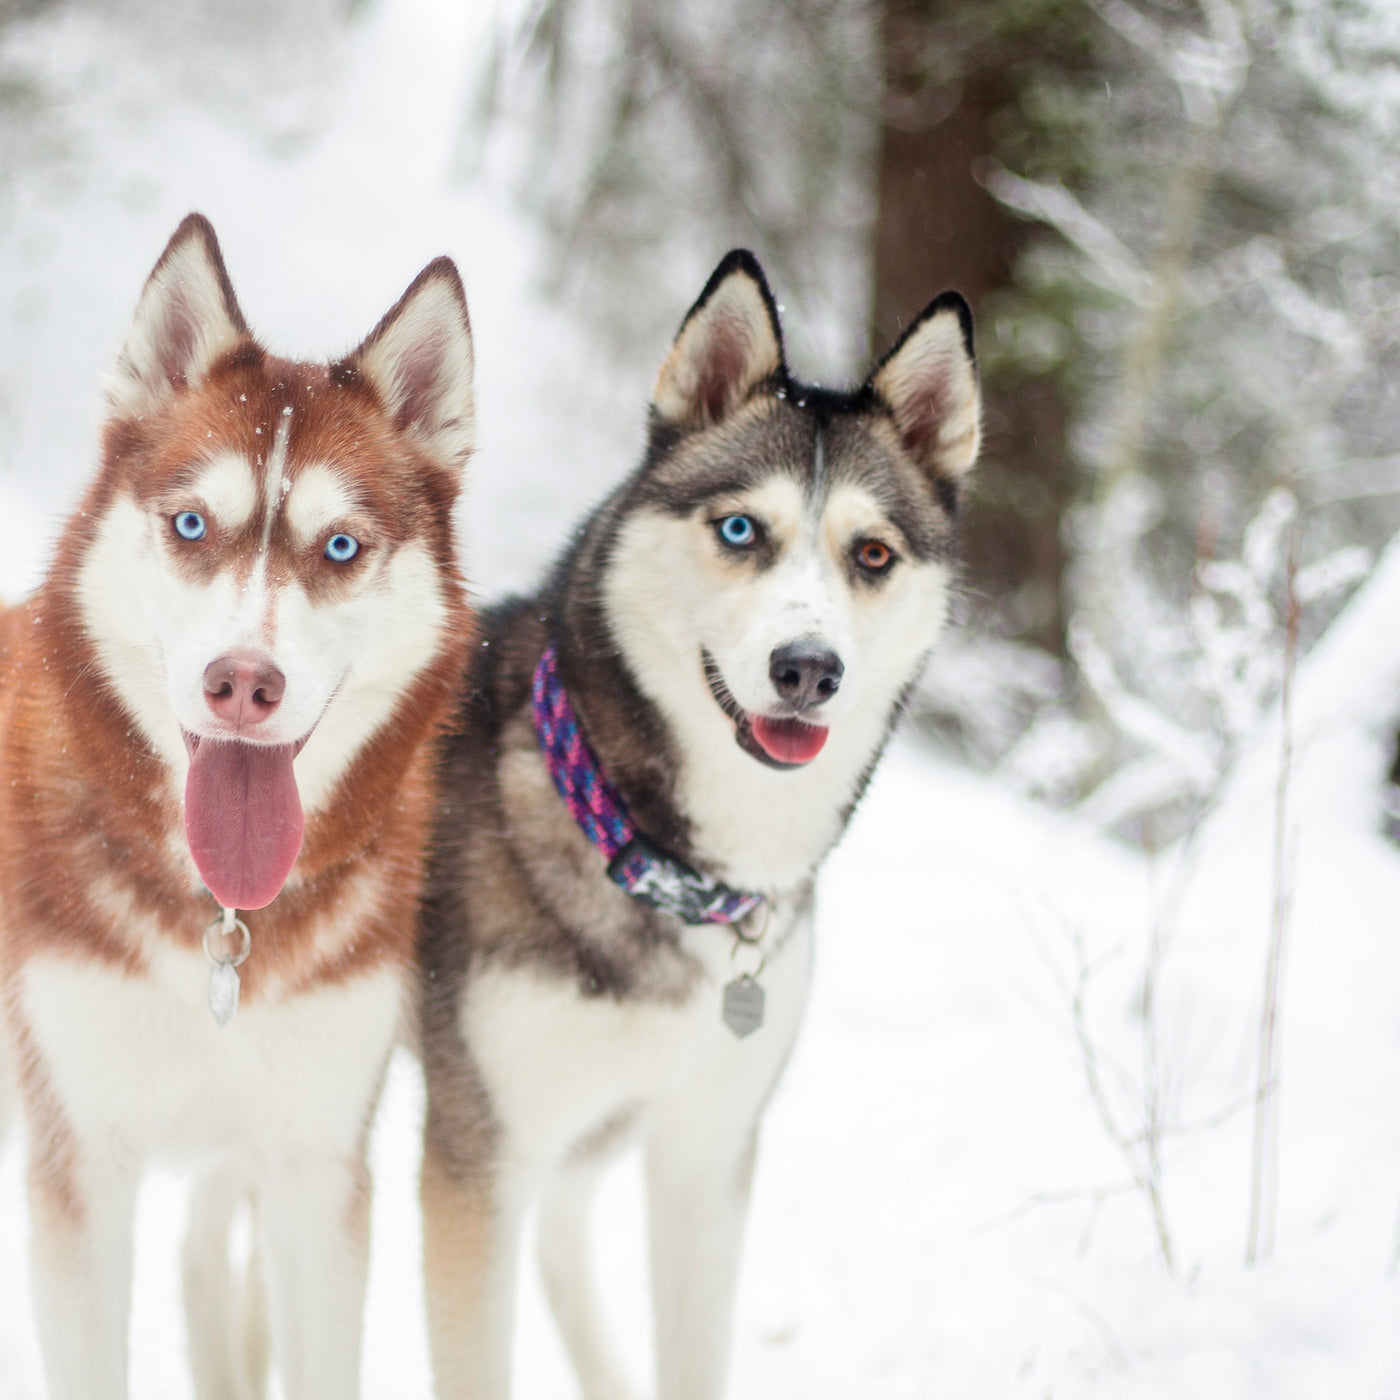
<box><xmin>646</xmin><ymin>1117</ymin><xmax>760</xmax><ymax>1400</ymax></box>
<box><xmin>422</xmin><ymin>1140</ymin><xmax>525</xmax><ymax>1400</ymax></box>
<box><xmin>537</xmin><ymin>1157</ymin><xmax>642</xmax><ymax>1400</ymax></box>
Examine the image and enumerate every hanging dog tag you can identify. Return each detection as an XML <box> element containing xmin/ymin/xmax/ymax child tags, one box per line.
<box><xmin>203</xmin><ymin>911</ymin><xmax>251</xmax><ymax>1028</ymax></box>
<box><xmin>722</xmin><ymin>975</ymin><xmax>765</xmax><ymax>1038</ymax></box>
<box><xmin>208</xmin><ymin>960</ymin><xmax>241</xmax><ymax>1027</ymax></box>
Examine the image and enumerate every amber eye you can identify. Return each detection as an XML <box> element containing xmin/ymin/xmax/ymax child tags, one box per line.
<box><xmin>856</xmin><ymin>539</ymin><xmax>894</xmax><ymax>573</ymax></box>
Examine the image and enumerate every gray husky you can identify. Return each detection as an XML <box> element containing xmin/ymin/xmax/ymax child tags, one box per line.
<box><xmin>419</xmin><ymin>250</ymin><xmax>981</xmax><ymax>1400</ymax></box>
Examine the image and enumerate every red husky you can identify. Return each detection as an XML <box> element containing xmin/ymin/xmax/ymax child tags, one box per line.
<box><xmin>0</xmin><ymin>215</ymin><xmax>474</xmax><ymax>1399</ymax></box>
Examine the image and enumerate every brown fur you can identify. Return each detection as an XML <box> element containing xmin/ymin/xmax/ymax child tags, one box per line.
<box><xmin>0</xmin><ymin>216</ymin><xmax>478</xmax><ymax>1400</ymax></box>
<box><xmin>0</xmin><ymin>349</ymin><xmax>472</xmax><ymax>1002</ymax></box>
<box><xmin>420</xmin><ymin>1142</ymin><xmax>503</xmax><ymax>1381</ymax></box>
<box><xmin>0</xmin><ymin>272</ymin><xmax>474</xmax><ymax>1295</ymax></box>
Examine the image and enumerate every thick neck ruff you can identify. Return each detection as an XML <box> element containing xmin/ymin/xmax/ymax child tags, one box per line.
<box><xmin>531</xmin><ymin>642</ymin><xmax>764</xmax><ymax>926</ymax></box>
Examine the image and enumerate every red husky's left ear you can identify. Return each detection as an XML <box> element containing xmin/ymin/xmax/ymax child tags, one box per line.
<box><xmin>350</xmin><ymin>258</ymin><xmax>475</xmax><ymax>475</ymax></box>
<box><xmin>870</xmin><ymin>292</ymin><xmax>981</xmax><ymax>480</ymax></box>
<box><xmin>107</xmin><ymin>213</ymin><xmax>248</xmax><ymax>417</ymax></box>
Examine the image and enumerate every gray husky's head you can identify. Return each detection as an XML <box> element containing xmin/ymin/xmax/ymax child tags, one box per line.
<box><xmin>601</xmin><ymin>251</ymin><xmax>980</xmax><ymax>787</ymax></box>
<box><xmin>590</xmin><ymin>252</ymin><xmax>978</xmax><ymax>885</ymax></box>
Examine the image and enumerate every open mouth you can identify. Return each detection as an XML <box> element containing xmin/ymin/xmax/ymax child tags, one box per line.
<box><xmin>701</xmin><ymin>651</ymin><xmax>829</xmax><ymax>769</ymax></box>
<box><xmin>181</xmin><ymin>728</ymin><xmax>312</xmax><ymax>911</ymax></box>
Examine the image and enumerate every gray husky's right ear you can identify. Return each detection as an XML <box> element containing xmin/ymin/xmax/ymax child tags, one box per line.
<box><xmin>870</xmin><ymin>292</ymin><xmax>981</xmax><ymax>479</ymax></box>
<box><xmin>653</xmin><ymin>250</ymin><xmax>785</xmax><ymax>430</ymax></box>
<box><xmin>107</xmin><ymin>214</ymin><xmax>248</xmax><ymax>417</ymax></box>
<box><xmin>350</xmin><ymin>257</ymin><xmax>476</xmax><ymax>474</ymax></box>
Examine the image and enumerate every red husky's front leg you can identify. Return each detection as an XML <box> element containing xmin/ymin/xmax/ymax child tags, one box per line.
<box><xmin>27</xmin><ymin>1121</ymin><xmax>140</xmax><ymax>1400</ymax></box>
<box><xmin>257</xmin><ymin>1150</ymin><xmax>373</xmax><ymax>1400</ymax></box>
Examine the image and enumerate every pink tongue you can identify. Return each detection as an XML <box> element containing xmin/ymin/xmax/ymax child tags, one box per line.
<box><xmin>750</xmin><ymin>716</ymin><xmax>829</xmax><ymax>765</ymax></box>
<box><xmin>184</xmin><ymin>740</ymin><xmax>305</xmax><ymax>910</ymax></box>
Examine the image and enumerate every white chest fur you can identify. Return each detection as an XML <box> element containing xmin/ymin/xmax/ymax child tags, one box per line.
<box><xmin>461</xmin><ymin>906</ymin><xmax>814</xmax><ymax>1168</ymax></box>
<box><xmin>21</xmin><ymin>951</ymin><xmax>404</xmax><ymax>1163</ymax></box>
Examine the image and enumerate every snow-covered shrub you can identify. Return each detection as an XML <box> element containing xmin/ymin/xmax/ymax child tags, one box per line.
<box><xmin>961</xmin><ymin>0</ymin><xmax>1400</xmax><ymax>842</ymax></box>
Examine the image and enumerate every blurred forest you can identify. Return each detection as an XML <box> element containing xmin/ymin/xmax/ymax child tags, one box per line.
<box><xmin>4</xmin><ymin>7</ymin><xmax>1400</xmax><ymax>1392</ymax></box>
<box><xmin>465</xmin><ymin>0</ymin><xmax>1400</xmax><ymax>846</ymax></box>
<box><xmin>3</xmin><ymin>0</ymin><xmax>1398</xmax><ymax>847</ymax></box>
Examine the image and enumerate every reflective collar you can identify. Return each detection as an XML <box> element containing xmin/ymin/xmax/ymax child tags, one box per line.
<box><xmin>530</xmin><ymin>642</ymin><xmax>764</xmax><ymax>926</ymax></box>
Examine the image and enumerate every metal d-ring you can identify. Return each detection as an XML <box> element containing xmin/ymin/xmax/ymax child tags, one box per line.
<box><xmin>732</xmin><ymin>901</ymin><xmax>770</xmax><ymax>946</ymax></box>
<box><xmin>730</xmin><ymin>904</ymin><xmax>768</xmax><ymax>981</ymax></box>
<box><xmin>203</xmin><ymin>913</ymin><xmax>252</xmax><ymax>968</ymax></box>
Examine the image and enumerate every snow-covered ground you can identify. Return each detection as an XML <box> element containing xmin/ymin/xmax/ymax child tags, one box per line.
<box><xmin>1</xmin><ymin>2</ymin><xmax>1399</xmax><ymax>1396</ymax></box>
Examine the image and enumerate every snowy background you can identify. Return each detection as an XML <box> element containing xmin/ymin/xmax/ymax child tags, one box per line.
<box><xmin>2</xmin><ymin>0</ymin><xmax>1400</xmax><ymax>1396</ymax></box>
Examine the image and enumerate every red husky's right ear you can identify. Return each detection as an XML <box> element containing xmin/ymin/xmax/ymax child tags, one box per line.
<box><xmin>349</xmin><ymin>258</ymin><xmax>475</xmax><ymax>475</ymax></box>
<box><xmin>107</xmin><ymin>213</ymin><xmax>248</xmax><ymax>417</ymax></box>
<box><xmin>652</xmin><ymin>250</ymin><xmax>786</xmax><ymax>430</ymax></box>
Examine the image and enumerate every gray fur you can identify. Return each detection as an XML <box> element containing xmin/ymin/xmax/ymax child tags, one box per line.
<box><xmin>418</xmin><ymin>249</ymin><xmax>979</xmax><ymax>1400</ymax></box>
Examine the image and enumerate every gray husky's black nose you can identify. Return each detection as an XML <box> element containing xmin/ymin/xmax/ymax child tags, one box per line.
<box><xmin>769</xmin><ymin>642</ymin><xmax>844</xmax><ymax>709</ymax></box>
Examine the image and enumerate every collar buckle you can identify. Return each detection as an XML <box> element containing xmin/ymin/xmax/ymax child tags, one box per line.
<box><xmin>607</xmin><ymin>834</ymin><xmax>762</xmax><ymax>926</ymax></box>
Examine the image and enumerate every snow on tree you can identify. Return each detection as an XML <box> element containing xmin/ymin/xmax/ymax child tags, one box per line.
<box><xmin>981</xmin><ymin>0</ymin><xmax>1400</xmax><ymax>839</ymax></box>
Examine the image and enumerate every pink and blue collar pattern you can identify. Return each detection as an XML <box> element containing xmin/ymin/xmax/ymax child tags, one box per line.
<box><xmin>531</xmin><ymin>642</ymin><xmax>764</xmax><ymax>926</ymax></box>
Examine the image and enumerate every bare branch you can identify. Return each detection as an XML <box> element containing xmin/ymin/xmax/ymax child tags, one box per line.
<box><xmin>1246</xmin><ymin>513</ymin><xmax>1300</xmax><ymax>1266</ymax></box>
<box><xmin>981</xmin><ymin>164</ymin><xmax>1150</xmax><ymax>305</ymax></box>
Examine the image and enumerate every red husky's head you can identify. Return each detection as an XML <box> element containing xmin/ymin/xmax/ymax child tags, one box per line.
<box><xmin>76</xmin><ymin>214</ymin><xmax>473</xmax><ymax>911</ymax></box>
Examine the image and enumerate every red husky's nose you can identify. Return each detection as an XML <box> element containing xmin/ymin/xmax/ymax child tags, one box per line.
<box><xmin>203</xmin><ymin>651</ymin><xmax>285</xmax><ymax>730</ymax></box>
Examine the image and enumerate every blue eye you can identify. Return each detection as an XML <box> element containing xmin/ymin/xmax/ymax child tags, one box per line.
<box><xmin>173</xmin><ymin>511</ymin><xmax>206</xmax><ymax>541</ymax></box>
<box><xmin>717</xmin><ymin>515</ymin><xmax>757</xmax><ymax>548</ymax></box>
<box><xmin>324</xmin><ymin>533</ymin><xmax>359</xmax><ymax>562</ymax></box>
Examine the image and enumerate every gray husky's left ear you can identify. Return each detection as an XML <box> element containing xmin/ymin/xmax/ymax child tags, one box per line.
<box><xmin>350</xmin><ymin>257</ymin><xmax>475</xmax><ymax>473</ymax></box>
<box><xmin>870</xmin><ymin>292</ymin><xmax>981</xmax><ymax>479</ymax></box>
<box><xmin>653</xmin><ymin>250</ymin><xmax>785</xmax><ymax>429</ymax></box>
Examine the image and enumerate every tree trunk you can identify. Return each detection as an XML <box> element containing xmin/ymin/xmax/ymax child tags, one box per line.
<box><xmin>874</xmin><ymin>0</ymin><xmax>1072</xmax><ymax>654</ymax></box>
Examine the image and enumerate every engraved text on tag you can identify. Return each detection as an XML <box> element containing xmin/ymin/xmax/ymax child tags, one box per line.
<box><xmin>722</xmin><ymin>976</ymin><xmax>765</xmax><ymax>1038</ymax></box>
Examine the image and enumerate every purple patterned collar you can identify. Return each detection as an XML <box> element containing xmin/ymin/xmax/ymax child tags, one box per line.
<box><xmin>531</xmin><ymin>642</ymin><xmax>764</xmax><ymax>926</ymax></box>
